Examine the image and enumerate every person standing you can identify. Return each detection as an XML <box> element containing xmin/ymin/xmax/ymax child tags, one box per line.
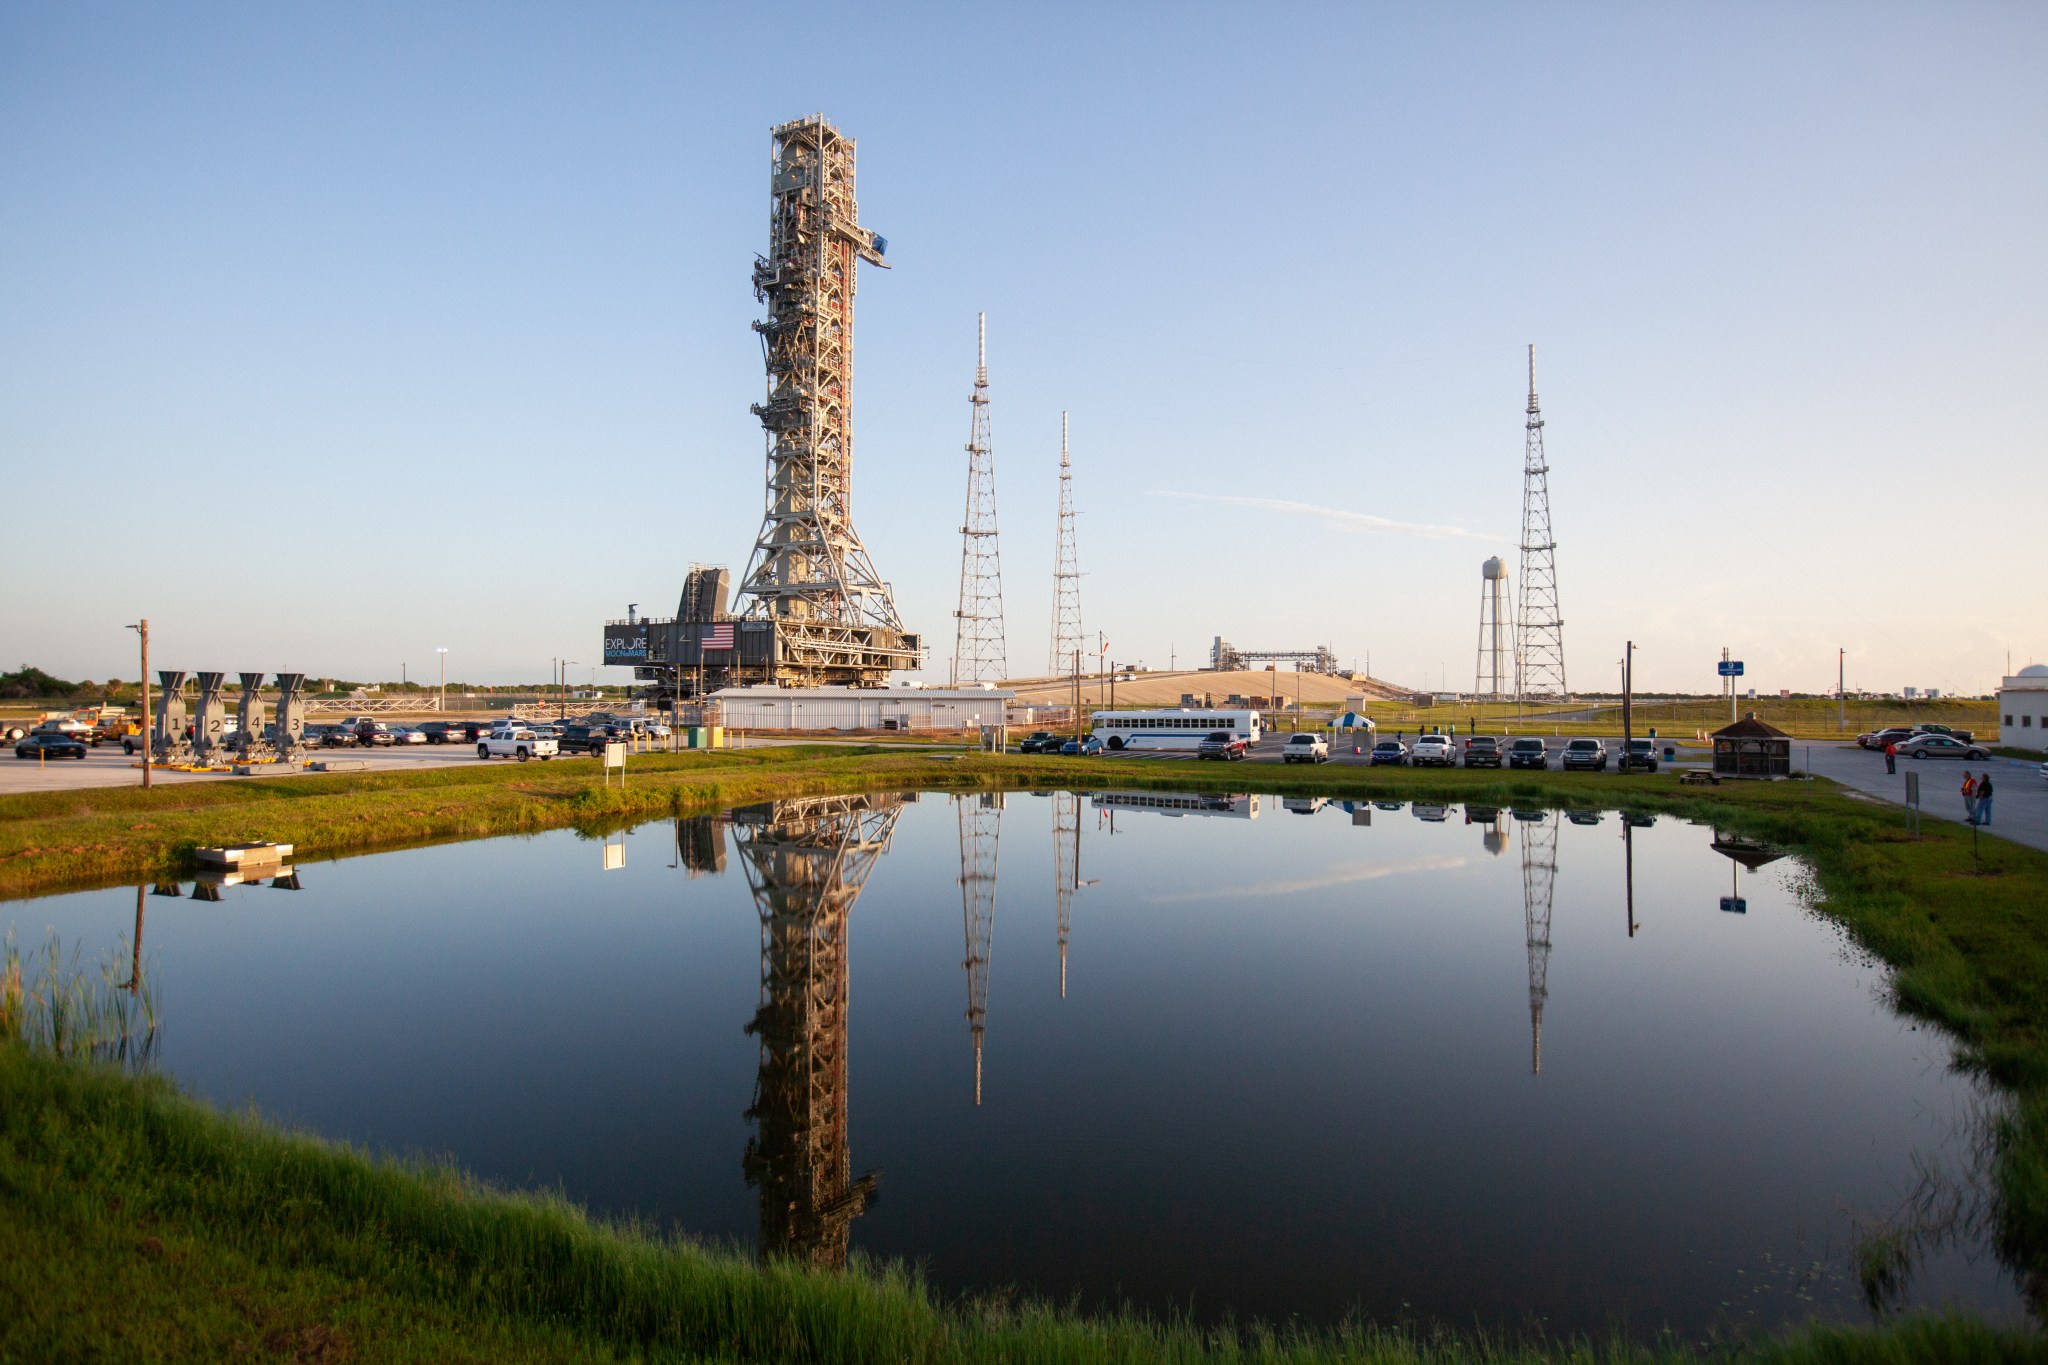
<box><xmin>1960</xmin><ymin>771</ymin><xmax>1979</xmax><ymax>825</ymax></box>
<box><xmin>1977</xmin><ymin>770</ymin><xmax>1995</xmax><ymax>827</ymax></box>
<box><xmin>1884</xmin><ymin>740</ymin><xmax>1897</xmax><ymax>775</ymax></box>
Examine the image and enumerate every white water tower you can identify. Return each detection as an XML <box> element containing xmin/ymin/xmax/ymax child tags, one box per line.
<box><xmin>1475</xmin><ymin>556</ymin><xmax>1514</xmax><ymax>700</ymax></box>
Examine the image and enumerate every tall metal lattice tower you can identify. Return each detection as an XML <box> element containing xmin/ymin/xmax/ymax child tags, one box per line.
<box><xmin>1520</xmin><ymin>810</ymin><xmax>1559</xmax><ymax>1076</ymax></box>
<box><xmin>1516</xmin><ymin>345</ymin><xmax>1568</xmax><ymax>700</ymax></box>
<box><xmin>952</xmin><ymin>314</ymin><xmax>1007</xmax><ymax>683</ymax></box>
<box><xmin>735</xmin><ymin>792</ymin><xmax>902</xmax><ymax>1268</ymax></box>
<box><xmin>736</xmin><ymin>115</ymin><xmax>920</xmax><ymax>685</ymax></box>
<box><xmin>1048</xmin><ymin>412</ymin><xmax>1083</xmax><ymax>677</ymax></box>
<box><xmin>957</xmin><ymin>792</ymin><xmax>1002</xmax><ymax>1105</ymax></box>
<box><xmin>1052</xmin><ymin>791</ymin><xmax>1080</xmax><ymax>998</ymax></box>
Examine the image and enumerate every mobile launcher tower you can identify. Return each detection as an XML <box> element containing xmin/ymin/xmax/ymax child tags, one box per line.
<box><xmin>603</xmin><ymin>116</ymin><xmax>921</xmax><ymax>697</ymax></box>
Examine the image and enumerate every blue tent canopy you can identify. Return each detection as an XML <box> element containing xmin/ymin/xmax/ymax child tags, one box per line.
<box><xmin>1330</xmin><ymin>711</ymin><xmax>1377</xmax><ymax>731</ymax></box>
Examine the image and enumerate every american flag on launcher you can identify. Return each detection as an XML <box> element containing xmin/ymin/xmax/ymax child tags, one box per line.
<box><xmin>701</xmin><ymin>623</ymin><xmax>735</xmax><ymax>650</ymax></box>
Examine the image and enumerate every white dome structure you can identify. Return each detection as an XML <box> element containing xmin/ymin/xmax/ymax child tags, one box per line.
<box><xmin>2019</xmin><ymin>663</ymin><xmax>2048</xmax><ymax>678</ymax></box>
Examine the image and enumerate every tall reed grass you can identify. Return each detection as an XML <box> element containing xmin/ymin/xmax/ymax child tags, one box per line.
<box><xmin>0</xmin><ymin>927</ymin><xmax>157</xmax><ymax>1069</ymax></box>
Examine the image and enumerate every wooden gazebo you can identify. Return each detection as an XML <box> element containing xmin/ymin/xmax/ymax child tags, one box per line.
<box><xmin>1711</xmin><ymin>712</ymin><xmax>1792</xmax><ymax>778</ymax></box>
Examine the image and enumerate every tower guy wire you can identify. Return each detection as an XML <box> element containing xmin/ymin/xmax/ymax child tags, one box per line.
<box><xmin>952</xmin><ymin>313</ymin><xmax>1008</xmax><ymax>683</ymax></box>
<box><xmin>1516</xmin><ymin>345</ymin><xmax>1568</xmax><ymax>700</ymax></box>
<box><xmin>1048</xmin><ymin>412</ymin><xmax>1083</xmax><ymax>679</ymax></box>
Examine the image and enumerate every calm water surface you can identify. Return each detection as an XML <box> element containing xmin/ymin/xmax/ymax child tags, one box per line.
<box><xmin>11</xmin><ymin>791</ymin><xmax>2024</xmax><ymax>1337</ymax></box>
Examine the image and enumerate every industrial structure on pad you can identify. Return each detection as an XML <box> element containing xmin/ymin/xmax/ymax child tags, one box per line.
<box><xmin>600</xmin><ymin>116</ymin><xmax>1573</xmax><ymax>725</ymax></box>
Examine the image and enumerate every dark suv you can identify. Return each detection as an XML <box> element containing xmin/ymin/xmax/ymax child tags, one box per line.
<box><xmin>1507</xmin><ymin>738</ymin><xmax>1548</xmax><ymax>769</ymax></box>
<box><xmin>1560</xmin><ymin>738</ymin><xmax>1608</xmax><ymax>772</ymax></box>
<box><xmin>1463</xmin><ymin>736</ymin><xmax>1503</xmax><ymax>768</ymax></box>
<box><xmin>1618</xmin><ymin>738</ymin><xmax>1658</xmax><ymax>773</ymax></box>
<box><xmin>1016</xmin><ymin>731</ymin><xmax>1064</xmax><ymax>754</ymax></box>
<box><xmin>560</xmin><ymin>723</ymin><xmax>623</xmax><ymax>755</ymax></box>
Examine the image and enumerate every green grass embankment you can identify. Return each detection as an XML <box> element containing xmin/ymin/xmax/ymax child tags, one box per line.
<box><xmin>0</xmin><ymin>1043</ymin><xmax>2035</xmax><ymax>1365</ymax></box>
<box><xmin>5</xmin><ymin>753</ymin><xmax>2048</xmax><ymax>1359</ymax></box>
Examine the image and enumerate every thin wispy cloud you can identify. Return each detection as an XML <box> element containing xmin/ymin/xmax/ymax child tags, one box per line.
<box><xmin>1149</xmin><ymin>854</ymin><xmax>1472</xmax><ymax>905</ymax></box>
<box><xmin>1150</xmin><ymin>491</ymin><xmax>1499</xmax><ymax>542</ymax></box>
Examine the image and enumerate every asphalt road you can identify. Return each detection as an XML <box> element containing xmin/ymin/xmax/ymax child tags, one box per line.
<box><xmin>0</xmin><ymin>741</ymin><xmax>560</xmax><ymax>794</ymax></box>
<box><xmin>1798</xmin><ymin>740</ymin><xmax>2047</xmax><ymax>854</ymax></box>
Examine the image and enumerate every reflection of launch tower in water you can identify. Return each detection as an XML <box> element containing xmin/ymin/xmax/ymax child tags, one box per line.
<box><xmin>732</xmin><ymin>793</ymin><xmax>903</xmax><ymax>1268</ymax></box>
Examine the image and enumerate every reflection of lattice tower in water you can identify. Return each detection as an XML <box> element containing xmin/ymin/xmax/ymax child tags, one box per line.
<box><xmin>1474</xmin><ymin>556</ymin><xmax>1515</xmax><ymax>699</ymax></box>
<box><xmin>1048</xmin><ymin>412</ymin><xmax>1083</xmax><ymax>677</ymax></box>
<box><xmin>736</xmin><ymin>116</ymin><xmax>918</xmax><ymax>684</ymax></box>
<box><xmin>1520</xmin><ymin>811</ymin><xmax>1559</xmax><ymax>1076</ymax></box>
<box><xmin>1516</xmin><ymin>345</ymin><xmax>1568</xmax><ymax>700</ymax></box>
<box><xmin>734</xmin><ymin>792</ymin><xmax>903</xmax><ymax>1268</ymax></box>
<box><xmin>957</xmin><ymin>792</ymin><xmax>1002</xmax><ymax>1105</ymax></box>
<box><xmin>952</xmin><ymin>314</ymin><xmax>1008</xmax><ymax>683</ymax></box>
<box><xmin>1052</xmin><ymin>791</ymin><xmax>1080</xmax><ymax>999</ymax></box>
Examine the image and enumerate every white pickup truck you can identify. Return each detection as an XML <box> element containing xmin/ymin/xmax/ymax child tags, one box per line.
<box><xmin>477</xmin><ymin>724</ymin><xmax>558</xmax><ymax>762</ymax></box>
<box><xmin>1281</xmin><ymin>732</ymin><xmax>1329</xmax><ymax>764</ymax></box>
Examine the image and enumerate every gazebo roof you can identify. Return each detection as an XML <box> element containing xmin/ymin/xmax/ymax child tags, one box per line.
<box><xmin>1712</xmin><ymin>712</ymin><xmax>1790</xmax><ymax>740</ymax></box>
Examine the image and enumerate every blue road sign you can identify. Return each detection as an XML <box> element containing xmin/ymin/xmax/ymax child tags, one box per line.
<box><xmin>1717</xmin><ymin>660</ymin><xmax>1745</xmax><ymax>677</ymax></box>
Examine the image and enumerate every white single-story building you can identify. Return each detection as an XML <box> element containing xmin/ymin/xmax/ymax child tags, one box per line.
<box><xmin>711</xmin><ymin>684</ymin><xmax>1015</xmax><ymax>732</ymax></box>
<box><xmin>1997</xmin><ymin>665</ymin><xmax>2048</xmax><ymax>752</ymax></box>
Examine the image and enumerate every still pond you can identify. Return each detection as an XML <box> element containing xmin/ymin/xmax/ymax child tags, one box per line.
<box><xmin>11</xmin><ymin>790</ymin><xmax>2025</xmax><ymax>1338</ymax></box>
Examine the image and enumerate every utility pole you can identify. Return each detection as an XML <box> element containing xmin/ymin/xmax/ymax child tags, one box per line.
<box><xmin>1623</xmin><ymin>640</ymin><xmax>1634</xmax><ymax>744</ymax></box>
<box><xmin>437</xmin><ymin>647</ymin><xmax>448</xmax><ymax>714</ymax></box>
<box><xmin>129</xmin><ymin>620</ymin><xmax>151</xmax><ymax>790</ymax></box>
<box><xmin>1072</xmin><ymin>649</ymin><xmax>1083</xmax><ymax>745</ymax></box>
<box><xmin>1838</xmin><ymin>647</ymin><xmax>1845</xmax><ymax>731</ymax></box>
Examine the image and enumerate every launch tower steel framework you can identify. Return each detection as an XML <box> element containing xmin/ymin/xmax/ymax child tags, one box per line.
<box><xmin>1516</xmin><ymin>346</ymin><xmax>1568</xmax><ymax>700</ymax></box>
<box><xmin>952</xmin><ymin>314</ymin><xmax>1007</xmax><ymax>683</ymax></box>
<box><xmin>735</xmin><ymin>115</ymin><xmax>920</xmax><ymax>685</ymax></box>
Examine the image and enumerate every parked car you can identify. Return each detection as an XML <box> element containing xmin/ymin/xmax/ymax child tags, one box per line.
<box><xmin>1058</xmin><ymin>736</ymin><xmax>1105</xmax><ymax>757</ymax></box>
<box><xmin>1410</xmin><ymin>735</ymin><xmax>1457</xmax><ymax>768</ymax></box>
<box><xmin>388</xmin><ymin>725</ymin><xmax>429</xmax><ymax>745</ymax></box>
<box><xmin>1911</xmin><ymin>723</ymin><xmax>1974</xmax><ymax>743</ymax></box>
<box><xmin>355</xmin><ymin>721</ymin><xmax>397</xmax><ymax>747</ymax></box>
<box><xmin>1016</xmin><ymin>731</ymin><xmax>1065</xmax><ymax>754</ymax></box>
<box><xmin>1618</xmin><ymin>738</ymin><xmax>1659</xmax><ymax>773</ymax></box>
<box><xmin>559</xmin><ymin>724</ymin><xmax>620</xmax><ymax>755</ymax></box>
<box><xmin>321</xmin><ymin>725</ymin><xmax>357</xmax><ymax>748</ymax></box>
<box><xmin>32</xmin><ymin>718</ymin><xmax>96</xmax><ymax>746</ymax></box>
<box><xmin>1462</xmin><ymin>736</ymin><xmax>1503</xmax><ymax>768</ymax></box>
<box><xmin>1898</xmin><ymin>734</ymin><xmax>1990</xmax><ymax>760</ymax></box>
<box><xmin>416</xmin><ymin>721</ymin><xmax>464</xmax><ymax>744</ymax></box>
<box><xmin>478</xmin><ymin>724</ymin><xmax>559</xmax><ymax>762</ymax></box>
<box><xmin>1197</xmin><ymin>730</ymin><xmax>1248</xmax><ymax>761</ymax></box>
<box><xmin>1368</xmin><ymin>740</ymin><xmax>1408</xmax><ymax>766</ymax></box>
<box><xmin>1507</xmin><ymin>738</ymin><xmax>1548</xmax><ymax>769</ymax></box>
<box><xmin>1561</xmin><ymin>738</ymin><xmax>1608</xmax><ymax>771</ymax></box>
<box><xmin>1281</xmin><ymin>733</ymin><xmax>1329</xmax><ymax>764</ymax></box>
<box><xmin>1861</xmin><ymin>727</ymin><xmax>1918</xmax><ymax>750</ymax></box>
<box><xmin>15</xmin><ymin>733</ymin><xmax>88</xmax><ymax>760</ymax></box>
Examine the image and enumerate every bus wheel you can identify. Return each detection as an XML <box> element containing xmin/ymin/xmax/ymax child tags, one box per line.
<box><xmin>1109</xmin><ymin>736</ymin><xmax>1125</xmax><ymax>750</ymax></box>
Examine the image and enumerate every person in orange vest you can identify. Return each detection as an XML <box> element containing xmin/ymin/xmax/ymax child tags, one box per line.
<box><xmin>1884</xmin><ymin>740</ymin><xmax>1897</xmax><ymax>775</ymax></box>
<box><xmin>1960</xmin><ymin>771</ymin><xmax>1980</xmax><ymax>825</ymax></box>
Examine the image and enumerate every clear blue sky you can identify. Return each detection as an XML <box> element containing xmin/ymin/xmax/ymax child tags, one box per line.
<box><xmin>3</xmin><ymin>3</ymin><xmax>2042</xmax><ymax>695</ymax></box>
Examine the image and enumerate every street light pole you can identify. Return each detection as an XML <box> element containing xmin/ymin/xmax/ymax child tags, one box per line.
<box><xmin>437</xmin><ymin>648</ymin><xmax>448</xmax><ymax>714</ymax></box>
<box><xmin>128</xmin><ymin>620</ymin><xmax>151</xmax><ymax>790</ymax></box>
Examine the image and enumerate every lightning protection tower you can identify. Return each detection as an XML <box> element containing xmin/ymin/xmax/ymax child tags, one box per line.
<box><xmin>735</xmin><ymin>115</ymin><xmax>920</xmax><ymax>685</ymax></box>
<box><xmin>1475</xmin><ymin>556</ymin><xmax>1514</xmax><ymax>699</ymax></box>
<box><xmin>1052</xmin><ymin>790</ymin><xmax>1080</xmax><ymax>999</ymax></box>
<box><xmin>1048</xmin><ymin>413</ymin><xmax>1083</xmax><ymax>678</ymax></box>
<box><xmin>952</xmin><ymin>314</ymin><xmax>1007</xmax><ymax>683</ymax></box>
<box><xmin>1516</xmin><ymin>346</ymin><xmax>1568</xmax><ymax>700</ymax></box>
